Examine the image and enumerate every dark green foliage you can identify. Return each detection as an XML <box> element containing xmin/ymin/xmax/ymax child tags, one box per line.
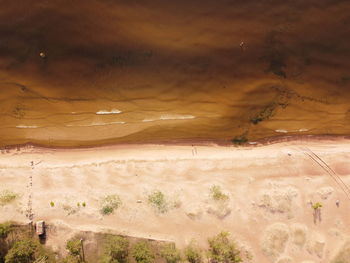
<box><xmin>207</xmin><ymin>232</ymin><xmax>242</xmax><ymax>263</ymax></box>
<box><xmin>0</xmin><ymin>223</ymin><xmax>12</xmax><ymax>238</ymax></box>
<box><xmin>101</xmin><ymin>236</ymin><xmax>129</xmax><ymax>263</ymax></box>
<box><xmin>131</xmin><ymin>241</ymin><xmax>155</xmax><ymax>263</ymax></box>
<box><xmin>160</xmin><ymin>243</ymin><xmax>181</xmax><ymax>263</ymax></box>
<box><xmin>4</xmin><ymin>239</ymin><xmax>37</xmax><ymax>263</ymax></box>
<box><xmin>231</xmin><ymin>135</ymin><xmax>248</xmax><ymax>145</ymax></box>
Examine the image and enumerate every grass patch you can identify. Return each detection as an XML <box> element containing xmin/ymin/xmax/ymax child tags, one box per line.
<box><xmin>210</xmin><ymin>186</ymin><xmax>229</xmax><ymax>202</ymax></box>
<box><xmin>100</xmin><ymin>195</ymin><xmax>122</xmax><ymax>215</ymax></box>
<box><xmin>0</xmin><ymin>190</ymin><xmax>17</xmax><ymax>205</ymax></box>
<box><xmin>0</xmin><ymin>222</ymin><xmax>12</xmax><ymax>238</ymax></box>
<box><xmin>148</xmin><ymin>191</ymin><xmax>168</xmax><ymax>213</ymax></box>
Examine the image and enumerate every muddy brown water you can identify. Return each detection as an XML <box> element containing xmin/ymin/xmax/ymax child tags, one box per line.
<box><xmin>0</xmin><ymin>0</ymin><xmax>349</xmax><ymax>147</ymax></box>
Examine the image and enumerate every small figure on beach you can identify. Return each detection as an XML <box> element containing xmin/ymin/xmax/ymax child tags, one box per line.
<box><xmin>336</xmin><ymin>200</ymin><xmax>340</xmax><ymax>207</ymax></box>
<box><xmin>240</xmin><ymin>41</ymin><xmax>246</xmax><ymax>51</ymax></box>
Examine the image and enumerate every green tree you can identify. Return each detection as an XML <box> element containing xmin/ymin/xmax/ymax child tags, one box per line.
<box><xmin>101</xmin><ymin>236</ymin><xmax>129</xmax><ymax>263</ymax></box>
<box><xmin>184</xmin><ymin>243</ymin><xmax>202</xmax><ymax>263</ymax></box>
<box><xmin>160</xmin><ymin>243</ymin><xmax>181</xmax><ymax>263</ymax></box>
<box><xmin>207</xmin><ymin>232</ymin><xmax>242</xmax><ymax>263</ymax></box>
<box><xmin>131</xmin><ymin>241</ymin><xmax>154</xmax><ymax>263</ymax></box>
<box><xmin>5</xmin><ymin>239</ymin><xmax>37</xmax><ymax>263</ymax></box>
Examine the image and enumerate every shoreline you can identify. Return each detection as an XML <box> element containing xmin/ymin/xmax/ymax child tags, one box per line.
<box><xmin>1</xmin><ymin>134</ymin><xmax>349</xmax><ymax>151</ymax></box>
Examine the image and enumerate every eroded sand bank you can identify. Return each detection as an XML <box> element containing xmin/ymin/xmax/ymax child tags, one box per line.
<box><xmin>1</xmin><ymin>139</ymin><xmax>350</xmax><ymax>262</ymax></box>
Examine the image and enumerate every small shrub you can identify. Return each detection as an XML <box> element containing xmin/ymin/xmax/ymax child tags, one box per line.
<box><xmin>160</xmin><ymin>243</ymin><xmax>181</xmax><ymax>263</ymax></box>
<box><xmin>101</xmin><ymin>235</ymin><xmax>129</xmax><ymax>263</ymax></box>
<box><xmin>50</xmin><ymin>201</ymin><xmax>55</xmax><ymax>207</ymax></box>
<box><xmin>210</xmin><ymin>186</ymin><xmax>229</xmax><ymax>201</ymax></box>
<box><xmin>207</xmin><ymin>232</ymin><xmax>242</xmax><ymax>263</ymax></box>
<box><xmin>0</xmin><ymin>222</ymin><xmax>12</xmax><ymax>238</ymax></box>
<box><xmin>312</xmin><ymin>202</ymin><xmax>322</xmax><ymax>210</ymax></box>
<box><xmin>184</xmin><ymin>243</ymin><xmax>202</xmax><ymax>263</ymax></box>
<box><xmin>0</xmin><ymin>190</ymin><xmax>17</xmax><ymax>205</ymax></box>
<box><xmin>132</xmin><ymin>241</ymin><xmax>155</xmax><ymax>263</ymax></box>
<box><xmin>231</xmin><ymin>136</ymin><xmax>248</xmax><ymax>145</ymax></box>
<box><xmin>148</xmin><ymin>191</ymin><xmax>167</xmax><ymax>213</ymax></box>
<box><xmin>82</xmin><ymin>202</ymin><xmax>86</xmax><ymax>207</ymax></box>
<box><xmin>77</xmin><ymin>202</ymin><xmax>80</xmax><ymax>207</ymax></box>
<box><xmin>100</xmin><ymin>195</ymin><xmax>122</xmax><ymax>216</ymax></box>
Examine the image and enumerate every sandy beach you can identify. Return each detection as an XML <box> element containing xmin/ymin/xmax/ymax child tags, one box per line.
<box><xmin>1</xmin><ymin>138</ymin><xmax>350</xmax><ymax>262</ymax></box>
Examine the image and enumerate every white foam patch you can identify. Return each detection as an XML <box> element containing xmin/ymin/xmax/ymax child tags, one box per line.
<box><xmin>66</xmin><ymin>121</ymin><xmax>126</xmax><ymax>127</ymax></box>
<box><xmin>96</xmin><ymin>109</ymin><xmax>122</xmax><ymax>115</ymax></box>
<box><xmin>275</xmin><ymin>129</ymin><xmax>288</xmax><ymax>133</ymax></box>
<box><xmin>16</xmin><ymin>125</ymin><xmax>39</xmax><ymax>129</ymax></box>
<box><xmin>143</xmin><ymin>114</ymin><xmax>195</xmax><ymax>122</ymax></box>
<box><xmin>298</xmin><ymin>128</ymin><xmax>309</xmax><ymax>132</ymax></box>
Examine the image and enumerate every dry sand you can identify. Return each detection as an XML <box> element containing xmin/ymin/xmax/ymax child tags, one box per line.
<box><xmin>1</xmin><ymin>138</ymin><xmax>350</xmax><ymax>262</ymax></box>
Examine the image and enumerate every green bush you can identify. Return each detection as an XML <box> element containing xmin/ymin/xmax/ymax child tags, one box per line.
<box><xmin>50</xmin><ymin>201</ymin><xmax>55</xmax><ymax>207</ymax></box>
<box><xmin>210</xmin><ymin>186</ymin><xmax>229</xmax><ymax>202</ymax></box>
<box><xmin>131</xmin><ymin>241</ymin><xmax>155</xmax><ymax>263</ymax></box>
<box><xmin>312</xmin><ymin>202</ymin><xmax>322</xmax><ymax>210</ymax></box>
<box><xmin>184</xmin><ymin>243</ymin><xmax>202</xmax><ymax>263</ymax></box>
<box><xmin>100</xmin><ymin>195</ymin><xmax>122</xmax><ymax>215</ymax></box>
<box><xmin>66</xmin><ymin>239</ymin><xmax>82</xmax><ymax>257</ymax></box>
<box><xmin>5</xmin><ymin>239</ymin><xmax>37</xmax><ymax>263</ymax></box>
<box><xmin>160</xmin><ymin>243</ymin><xmax>181</xmax><ymax>263</ymax></box>
<box><xmin>0</xmin><ymin>222</ymin><xmax>12</xmax><ymax>238</ymax></box>
<box><xmin>147</xmin><ymin>191</ymin><xmax>167</xmax><ymax>213</ymax></box>
<box><xmin>101</xmin><ymin>236</ymin><xmax>129</xmax><ymax>263</ymax></box>
<box><xmin>207</xmin><ymin>232</ymin><xmax>242</xmax><ymax>263</ymax></box>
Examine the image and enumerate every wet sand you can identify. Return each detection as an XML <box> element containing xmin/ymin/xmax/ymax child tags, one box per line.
<box><xmin>1</xmin><ymin>138</ymin><xmax>350</xmax><ymax>262</ymax></box>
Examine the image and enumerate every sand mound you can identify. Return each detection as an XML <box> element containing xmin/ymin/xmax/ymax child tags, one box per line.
<box><xmin>331</xmin><ymin>240</ymin><xmax>350</xmax><ymax>263</ymax></box>
<box><xmin>257</xmin><ymin>187</ymin><xmax>299</xmax><ymax>218</ymax></box>
<box><xmin>275</xmin><ymin>256</ymin><xmax>293</xmax><ymax>263</ymax></box>
<box><xmin>306</xmin><ymin>232</ymin><xmax>325</xmax><ymax>258</ymax></box>
<box><xmin>291</xmin><ymin>223</ymin><xmax>308</xmax><ymax>247</ymax></box>
<box><xmin>261</xmin><ymin>223</ymin><xmax>289</xmax><ymax>258</ymax></box>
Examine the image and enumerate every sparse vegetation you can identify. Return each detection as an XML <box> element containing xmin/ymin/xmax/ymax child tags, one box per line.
<box><xmin>132</xmin><ymin>241</ymin><xmax>155</xmax><ymax>263</ymax></box>
<box><xmin>207</xmin><ymin>232</ymin><xmax>242</xmax><ymax>263</ymax></box>
<box><xmin>210</xmin><ymin>186</ymin><xmax>229</xmax><ymax>202</ymax></box>
<box><xmin>50</xmin><ymin>201</ymin><xmax>55</xmax><ymax>207</ymax></box>
<box><xmin>148</xmin><ymin>191</ymin><xmax>168</xmax><ymax>213</ymax></box>
<box><xmin>101</xmin><ymin>235</ymin><xmax>129</xmax><ymax>263</ymax></box>
<box><xmin>0</xmin><ymin>190</ymin><xmax>17</xmax><ymax>205</ymax></box>
<box><xmin>66</xmin><ymin>239</ymin><xmax>84</xmax><ymax>262</ymax></box>
<box><xmin>231</xmin><ymin>135</ymin><xmax>248</xmax><ymax>145</ymax></box>
<box><xmin>100</xmin><ymin>195</ymin><xmax>122</xmax><ymax>215</ymax></box>
<box><xmin>82</xmin><ymin>202</ymin><xmax>86</xmax><ymax>207</ymax></box>
<box><xmin>0</xmin><ymin>222</ymin><xmax>12</xmax><ymax>238</ymax></box>
<box><xmin>160</xmin><ymin>243</ymin><xmax>181</xmax><ymax>263</ymax></box>
<box><xmin>184</xmin><ymin>242</ymin><xmax>202</xmax><ymax>263</ymax></box>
